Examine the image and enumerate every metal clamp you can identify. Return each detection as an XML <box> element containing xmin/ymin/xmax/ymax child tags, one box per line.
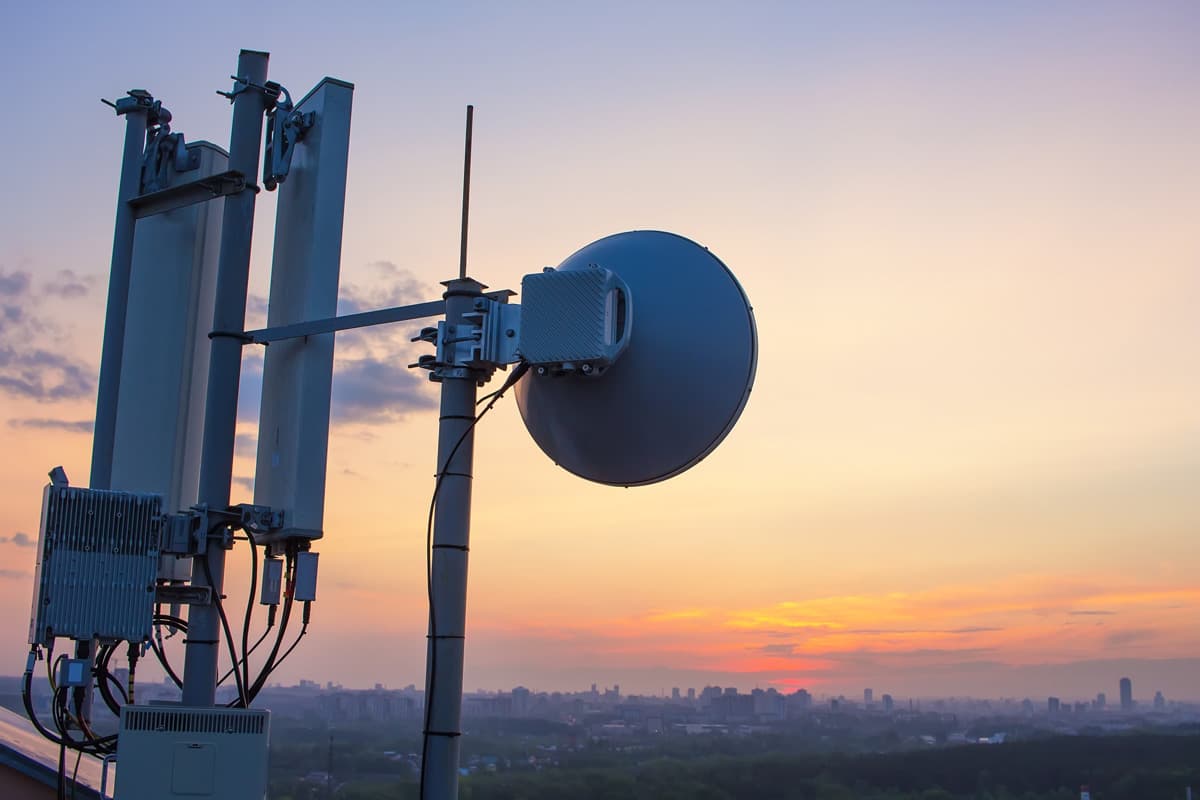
<box><xmin>101</xmin><ymin>88</ymin><xmax>158</xmax><ymax>117</ymax></box>
<box><xmin>141</xmin><ymin>129</ymin><xmax>201</xmax><ymax>194</ymax></box>
<box><xmin>263</xmin><ymin>84</ymin><xmax>314</xmax><ymax>191</ymax></box>
<box><xmin>410</xmin><ymin>292</ymin><xmax>520</xmax><ymax>384</ymax></box>
<box><xmin>216</xmin><ymin>74</ymin><xmax>281</xmax><ymax>104</ymax></box>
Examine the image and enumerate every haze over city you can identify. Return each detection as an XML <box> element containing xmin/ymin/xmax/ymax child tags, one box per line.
<box><xmin>1</xmin><ymin>0</ymin><xmax>1198</xmax><ymax>705</ymax></box>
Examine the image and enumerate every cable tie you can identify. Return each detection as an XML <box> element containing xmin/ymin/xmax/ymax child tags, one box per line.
<box><xmin>432</xmin><ymin>543</ymin><xmax>469</xmax><ymax>552</ymax></box>
<box><xmin>434</xmin><ymin>471</ymin><xmax>473</xmax><ymax>480</ymax></box>
<box><xmin>438</xmin><ymin>414</ymin><xmax>476</xmax><ymax>422</ymax></box>
<box><xmin>181</xmin><ymin>638</ymin><xmax>219</xmax><ymax>645</ymax></box>
<box><xmin>423</xmin><ymin>729</ymin><xmax>462</xmax><ymax>737</ymax></box>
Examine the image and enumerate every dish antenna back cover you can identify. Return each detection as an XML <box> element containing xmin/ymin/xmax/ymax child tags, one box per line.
<box><xmin>516</xmin><ymin>230</ymin><xmax>757</xmax><ymax>486</ymax></box>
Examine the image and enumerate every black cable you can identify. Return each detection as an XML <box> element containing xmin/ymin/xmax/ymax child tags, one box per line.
<box><xmin>149</xmin><ymin>613</ymin><xmax>188</xmax><ymax>689</ymax></box>
<box><xmin>50</xmin><ymin>686</ymin><xmax>116</xmax><ymax>754</ymax></box>
<box><xmin>57</xmin><ymin>738</ymin><xmax>66</xmax><ymax>800</ymax></box>
<box><xmin>70</xmin><ymin>747</ymin><xmax>82</xmax><ymax>800</ymax></box>
<box><xmin>24</xmin><ymin>656</ymin><xmax>66</xmax><ymax>746</ymax></box>
<box><xmin>218</xmin><ymin>625</ymin><xmax>272</xmax><ymax>687</ymax></box>
<box><xmin>268</xmin><ymin>623</ymin><xmax>309</xmax><ymax>673</ymax></box>
<box><xmin>94</xmin><ymin>643</ymin><xmax>123</xmax><ymax>716</ymax></box>
<box><xmin>97</xmin><ymin>667</ymin><xmax>127</xmax><ymax>715</ymax></box>
<box><xmin>22</xmin><ymin>649</ymin><xmax>115</xmax><ymax>756</ymax></box>
<box><xmin>245</xmin><ymin>554</ymin><xmax>295</xmax><ymax>701</ymax></box>
<box><xmin>240</xmin><ymin>528</ymin><xmax>259</xmax><ymax>696</ymax></box>
<box><xmin>420</xmin><ymin>362</ymin><xmax>527</xmax><ymax>799</ymax></box>
<box><xmin>200</xmin><ymin>551</ymin><xmax>249</xmax><ymax>707</ymax></box>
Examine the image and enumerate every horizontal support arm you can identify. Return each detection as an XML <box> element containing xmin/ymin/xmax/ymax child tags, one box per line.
<box><xmin>245</xmin><ymin>299</ymin><xmax>447</xmax><ymax>344</ymax></box>
<box><xmin>130</xmin><ymin>170</ymin><xmax>248</xmax><ymax>219</ymax></box>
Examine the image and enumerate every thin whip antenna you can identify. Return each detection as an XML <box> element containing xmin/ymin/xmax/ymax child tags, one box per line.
<box><xmin>458</xmin><ymin>104</ymin><xmax>474</xmax><ymax>279</ymax></box>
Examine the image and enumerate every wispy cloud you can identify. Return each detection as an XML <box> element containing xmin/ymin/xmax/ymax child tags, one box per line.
<box><xmin>235</xmin><ymin>264</ymin><xmax>439</xmax><ymax>429</ymax></box>
<box><xmin>0</xmin><ymin>532</ymin><xmax>35</xmax><ymax>547</ymax></box>
<box><xmin>235</xmin><ymin>433</ymin><xmax>257</xmax><ymax>458</ymax></box>
<box><xmin>0</xmin><ymin>568</ymin><xmax>31</xmax><ymax>580</ymax></box>
<box><xmin>337</xmin><ymin>262</ymin><xmax>432</xmax><ymax>316</ymax></box>
<box><xmin>467</xmin><ymin>575</ymin><xmax>1200</xmax><ymax>692</ymax></box>
<box><xmin>331</xmin><ymin>358</ymin><xmax>437</xmax><ymax>424</ymax></box>
<box><xmin>40</xmin><ymin>269</ymin><xmax>96</xmax><ymax>299</ymax></box>
<box><xmin>0</xmin><ymin>271</ymin><xmax>31</xmax><ymax>296</ymax></box>
<box><xmin>8</xmin><ymin>418</ymin><xmax>92</xmax><ymax>433</ymax></box>
<box><xmin>0</xmin><ymin>267</ymin><xmax>95</xmax><ymax>401</ymax></box>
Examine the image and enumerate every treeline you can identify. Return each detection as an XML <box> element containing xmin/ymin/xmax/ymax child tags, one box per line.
<box><xmin>274</xmin><ymin>732</ymin><xmax>1199</xmax><ymax>800</ymax></box>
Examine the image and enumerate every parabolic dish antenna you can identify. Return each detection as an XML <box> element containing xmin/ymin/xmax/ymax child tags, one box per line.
<box><xmin>515</xmin><ymin>230</ymin><xmax>757</xmax><ymax>486</ymax></box>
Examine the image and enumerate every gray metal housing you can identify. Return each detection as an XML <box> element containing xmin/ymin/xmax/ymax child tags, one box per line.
<box><xmin>114</xmin><ymin>706</ymin><xmax>270</xmax><ymax>799</ymax></box>
<box><xmin>28</xmin><ymin>485</ymin><xmax>163</xmax><ymax>646</ymax></box>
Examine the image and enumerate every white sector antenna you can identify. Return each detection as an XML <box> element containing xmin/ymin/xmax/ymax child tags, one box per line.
<box><xmin>515</xmin><ymin>230</ymin><xmax>757</xmax><ymax>486</ymax></box>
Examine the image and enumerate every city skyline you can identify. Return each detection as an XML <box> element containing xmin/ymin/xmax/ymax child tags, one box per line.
<box><xmin>2</xmin><ymin>2</ymin><xmax>1199</xmax><ymax>701</ymax></box>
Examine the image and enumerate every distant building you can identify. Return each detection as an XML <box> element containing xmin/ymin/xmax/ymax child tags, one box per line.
<box><xmin>864</xmin><ymin>688</ymin><xmax>873</xmax><ymax>707</ymax></box>
<box><xmin>753</xmin><ymin>688</ymin><xmax>785</xmax><ymax>720</ymax></box>
<box><xmin>1048</xmin><ymin>697</ymin><xmax>1060</xmax><ymax>713</ymax></box>
<box><xmin>512</xmin><ymin>686</ymin><xmax>531</xmax><ymax>716</ymax></box>
<box><xmin>882</xmin><ymin>693</ymin><xmax>894</xmax><ymax>712</ymax></box>
<box><xmin>1153</xmin><ymin>691</ymin><xmax>1165</xmax><ymax>710</ymax></box>
<box><xmin>687</xmin><ymin>688</ymin><xmax>696</xmax><ymax>701</ymax></box>
<box><xmin>1095</xmin><ymin>692</ymin><xmax>1106</xmax><ymax>710</ymax></box>
<box><xmin>1119</xmin><ymin>677</ymin><xmax>1133</xmax><ymax>711</ymax></box>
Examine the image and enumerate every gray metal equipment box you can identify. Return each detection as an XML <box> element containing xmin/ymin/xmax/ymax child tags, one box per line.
<box><xmin>28</xmin><ymin>485</ymin><xmax>163</xmax><ymax>646</ymax></box>
<box><xmin>115</xmin><ymin>706</ymin><xmax>271</xmax><ymax>799</ymax></box>
<box><xmin>518</xmin><ymin>266</ymin><xmax>632</xmax><ymax>373</ymax></box>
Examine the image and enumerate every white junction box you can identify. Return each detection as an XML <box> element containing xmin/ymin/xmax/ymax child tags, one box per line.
<box><xmin>115</xmin><ymin>706</ymin><xmax>270</xmax><ymax>799</ymax></box>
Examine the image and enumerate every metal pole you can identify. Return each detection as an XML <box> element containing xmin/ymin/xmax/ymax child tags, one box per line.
<box><xmin>457</xmin><ymin>106</ymin><xmax>473</xmax><ymax>280</ymax></box>
<box><xmin>182</xmin><ymin>50</ymin><xmax>270</xmax><ymax>707</ymax></box>
<box><xmin>422</xmin><ymin>278</ymin><xmax>484</xmax><ymax>800</ymax></box>
<box><xmin>91</xmin><ymin>99</ymin><xmax>150</xmax><ymax>490</ymax></box>
<box><xmin>79</xmin><ymin>92</ymin><xmax>152</xmax><ymax>726</ymax></box>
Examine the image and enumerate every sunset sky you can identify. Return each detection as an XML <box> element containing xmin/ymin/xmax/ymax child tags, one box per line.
<box><xmin>1</xmin><ymin>1</ymin><xmax>1197</xmax><ymax>702</ymax></box>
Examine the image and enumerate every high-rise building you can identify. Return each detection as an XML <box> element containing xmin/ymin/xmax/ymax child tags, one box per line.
<box><xmin>864</xmin><ymin>688</ymin><xmax>873</xmax><ymax>706</ymax></box>
<box><xmin>687</xmin><ymin>688</ymin><xmax>696</xmax><ymax>701</ymax></box>
<box><xmin>1119</xmin><ymin>677</ymin><xmax>1133</xmax><ymax>711</ymax></box>
<box><xmin>1153</xmin><ymin>691</ymin><xmax>1165</xmax><ymax>710</ymax></box>
<box><xmin>1048</xmin><ymin>697</ymin><xmax>1060</xmax><ymax>713</ymax></box>
<box><xmin>1095</xmin><ymin>692</ymin><xmax>1106</xmax><ymax>710</ymax></box>
<box><xmin>881</xmin><ymin>694</ymin><xmax>894</xmax><ymax>712</ymax></box>
<box><xmin>671</xmin><ymin>687</ymin><xmax>681</xmax><ymax>701</ymax></box>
